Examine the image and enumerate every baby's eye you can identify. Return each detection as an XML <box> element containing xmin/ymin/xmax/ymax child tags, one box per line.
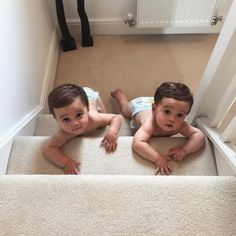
<box><xmin>76</xmin><ymin>112</ymin><xmax>83</xmax><ymax>118</ymax></box>
<box><xmin>177</xmin><ymin>113</ymin><xmax>184</xmax><ymax>118</ymax></box>
<box><xmin>164</xmin><ymin>109</ymin><xmax>171</xmax><ymax>114</ymax></box>
<box><xmin>62</xmin><ymin>117</ymin><xmax>70</xmax><ymax>123</ymax></box>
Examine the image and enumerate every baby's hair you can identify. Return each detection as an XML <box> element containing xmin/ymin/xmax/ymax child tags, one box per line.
<box><xmin>154</xmin><ymin>82</ymin><xmax>193</xmax><ymax>113</ymax></box>
<box><xmin>48</xmin><ymin>83</ymin><xmax>89</xmax><ymax>117</ymax></box>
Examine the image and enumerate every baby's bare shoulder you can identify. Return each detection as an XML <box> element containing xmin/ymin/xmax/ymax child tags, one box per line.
<box><xmin>136</xmin><ymin>119</ymin><xmax>155</xmax><ymax>137</ymax></box>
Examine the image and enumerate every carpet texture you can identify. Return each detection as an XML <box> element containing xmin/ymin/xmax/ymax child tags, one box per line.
<box><xmin>7</xmin><ymin>136</ymin><xmax>217</xmax><ymax>175</ymax></box>
<box><xmin>0</xmin><ymin>175</ymin><xmax>235</xmax><ymax>235</ymax></box>
<box><xmin>34</xmin><ymin>114</ymin><xmax>133</xmax><ymax>136</ymax></box>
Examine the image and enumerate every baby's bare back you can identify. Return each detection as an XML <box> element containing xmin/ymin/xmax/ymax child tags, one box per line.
<box><xmin>134</xmin><ymin>110</ymin><xmax>152</xmax><ymax>129</ymax></box>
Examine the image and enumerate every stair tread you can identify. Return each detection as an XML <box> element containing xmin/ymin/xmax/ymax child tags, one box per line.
<box><xmin>34</xmin><ymin>114</ymin><xmax>133</xmax><ymax>136</ymax></box>
<box><xmin>7</xmin><ymin>136</ymin><xmax>217</xmax><ymax>175</ymax></box>
<box><xmin>1</xmin><ymin>175</ymin><xmax>235</xmax><ymax>235</ymax></box>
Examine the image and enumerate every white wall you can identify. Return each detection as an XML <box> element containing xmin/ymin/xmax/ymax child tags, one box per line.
<box><xmin>62</xmin><ymin>0</ymin><xmax>233</xmax><ymax>35</ymax></box>
<box><xmin>64</xmin><ymin>0</ymin><xmax>136</xmax><ymax>20</ymax></box>
<box><xmin>0</xmin><ymin>0</ymin><xmax>59</xmax><ymax>173</ymax></box>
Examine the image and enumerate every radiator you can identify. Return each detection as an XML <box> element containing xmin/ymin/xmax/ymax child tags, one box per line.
<box><xmin>137</xmin><ymin>0</ymin><xmax>218</xmax><ymax>28</ymax></box>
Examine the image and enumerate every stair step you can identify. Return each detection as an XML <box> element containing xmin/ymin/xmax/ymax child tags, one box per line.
<box><xmin>0</xmin><ymin>175</ymin><xmax>235</xmax><ymax>235</ymax></box>
<box><xmin>34</xmin><ymin>114</ymin><xmax>133</xmax><ymax>136</ymax></box>
<box><xmin>7</xmin><ymin>136</ymin><xmax>217</xmax><ymax>175</ymax></box>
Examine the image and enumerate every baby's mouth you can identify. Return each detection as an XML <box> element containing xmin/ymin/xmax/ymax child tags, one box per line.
<box><xmin>72</xmin><ymin>126</ymin><xmax>81</xmax><ymax>132</ymax></box>
<box><xmin>165</xmin><ymin>124</ymin><xmax>173</xmax><ymax>128</ymax></box>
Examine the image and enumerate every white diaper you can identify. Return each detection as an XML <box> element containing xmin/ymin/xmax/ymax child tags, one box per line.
<box><xmin>130</xmin><ymin>97</ymin><xmax>153</xmax><ymax>116</ymax></box>
<box><xmin>83</xmin><ymin>87</ymin><xmax>99</xmax><ymax>102</ymax></box>
<box><xmin>129</xmin><ymin>97</ymin><xmax>154</xmax><ymax>130</ymax></box>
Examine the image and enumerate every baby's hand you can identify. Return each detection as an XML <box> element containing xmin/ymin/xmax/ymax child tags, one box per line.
<box><xmin>154</xmin><ymin>156</ymin><xmax>172</xmax><ymax>175</ymax></box>
<box><xmin>64</xmin><ymin>159</ymin><xmax>80</xmax><ymax>175</ymax></box>
<box><xmin>101</xmin><ymin>130</ymin><xmax>118</xmax><ymax>153</ymax></box>
<box><xmin>168</xmin><ymin>146</ymin><xmax>187</xmax><ymax>161</ymax></box>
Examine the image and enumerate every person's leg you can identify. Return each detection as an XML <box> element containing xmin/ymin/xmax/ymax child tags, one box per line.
<box><xmin>97</xmin><ymin>96</ymin><xmax>107</xmax><ymax>113</ymax></box>
<box><xmin>111</xmin><ymin>89</ymin><xmax>132</xmax><ymax>118</ymax></box>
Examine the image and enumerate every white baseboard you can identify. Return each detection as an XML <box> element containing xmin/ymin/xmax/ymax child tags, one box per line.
<box><xmin>0</xmin><ymin>30</ymin><xmax>60</xmax><ymax>174</ymax></box>
<box><xmin>67</xmin><ymin>18</ymin><xmax>223</xmax><ymax>36</ymax></box>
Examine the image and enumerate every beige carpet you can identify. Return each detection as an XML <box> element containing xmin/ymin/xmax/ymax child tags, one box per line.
<box><xmin>55</xmin><ymin>35</ymin><xmax>218</xmax><ymax>114</ymax></box>
<box><xmin>0</xmin><ymin>175</ymin><xmax>235</xmax><ymax>235</ymax></box>
<box><xmin>7</xmin><ymin>135</ymin><xmax>217</xmax><ymax>175</ymax></box>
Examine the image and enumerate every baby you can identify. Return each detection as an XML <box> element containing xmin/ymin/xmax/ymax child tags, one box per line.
<box><xmin>43</xmin><ymin>84</ymin><xmax>122</xmax><ymax>174</ymax></box>
<box><xmin>111</xmin><ymin>82</ymin><xmax>205</xmax><ymax>175</ymax></box>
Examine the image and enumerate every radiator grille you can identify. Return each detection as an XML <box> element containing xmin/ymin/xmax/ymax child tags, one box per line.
<box><xmin>137</xmin><ymin>0</ymin><xmax>218</xmax><ymax>28</ymax></box>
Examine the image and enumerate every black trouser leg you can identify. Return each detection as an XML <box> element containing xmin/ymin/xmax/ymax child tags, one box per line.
<box><xmin>55</xmin><ymin>0</ymin><xmax>77</xmax><ymax>51</ymax></box>
<box><xmin>77</xmin><ymin>0</ymin><xmax>93</xmax><ymax>47</ymax></box>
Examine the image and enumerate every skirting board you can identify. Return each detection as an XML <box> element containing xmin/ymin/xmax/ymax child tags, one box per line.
<box><xmin>0</xmin><ymin>112</ymin><xmax>39</xmax><ymax>174</ymax></box>
<box><xmin>0</xmin><ymin>30</ymin><xmax>60</xmax><ymax>174</ymax></box>
<box><xmin>67</xmin><ymin>18</ymin><xmax>223</xmax><ymax>36</ymax></box>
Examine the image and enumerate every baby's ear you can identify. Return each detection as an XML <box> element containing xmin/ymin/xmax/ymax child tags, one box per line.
<box><xmin>152</xmin><ymin>103</ymin><xmax>157</xmax><ymax>112</ymax></box>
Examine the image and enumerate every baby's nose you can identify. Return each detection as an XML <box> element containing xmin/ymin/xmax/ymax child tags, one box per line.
<box><xmin>72</xmin><ymin>119</ymin><xmax>80</xmax><ymax>126</ymax></box>
<box><xmin>169</xmin><ymin>115</ymin><xmax>176</xmax><ymax>122</ymax></box>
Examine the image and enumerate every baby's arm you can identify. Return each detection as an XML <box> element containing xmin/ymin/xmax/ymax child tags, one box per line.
<box><xmin>43</xmin><ymin>130</ymin><xmax>80</xmax><ymax>174</ymax></box>
<box><xmin>100</xmin><ymin>114</ymin><xmax>122</xmax><ymax>152</ymax></box>
<box><xmin>168</xmin><ymin>122</ymin><xmax>205</xmax><ymax>161</ymax></box>
<box><xmin>132</xmin><ymin>122</ymin><xmax>172</xmax><ymax>175</ymax></box>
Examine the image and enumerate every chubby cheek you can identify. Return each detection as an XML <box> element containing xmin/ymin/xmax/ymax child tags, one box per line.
<box><xmin>154</xmin><ymin>113</ymin><xmax>165</xmax><ymax>124</ymax></box>
<box><xmin>79</xmin><ymin>116</ymin><xmax>89</xmax><ymax>127</ymax></box>
<box><xmin>174</xmin><ymin>119</ymin><xmax>184</xmax><ymax>129</ymax></box>
<box><xmin>58</xmin><ymin>122</ymin><xmax>72</xmax><ymax>132</ymax></box>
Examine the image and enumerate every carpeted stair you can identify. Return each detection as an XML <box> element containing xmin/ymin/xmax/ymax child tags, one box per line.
<box><xmin>0</xmin><ymin>175</ymin><xmax>235</xmax><ymax>235</ymax></box>
<box><xmin>2</xmin><ymin>114</ymin><xmax>236</xmax><ymax>235</ymax></box>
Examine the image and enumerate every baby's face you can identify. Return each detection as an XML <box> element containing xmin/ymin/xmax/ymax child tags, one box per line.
<box><xmin>152</xmin><ymin>97</ymin><xmax>190</xmax><ymax>132</ymax></box>
<box><xmin>53</xmin><ymin>97</ymin><xmax>89</xmax><ymax>135</ymax></box>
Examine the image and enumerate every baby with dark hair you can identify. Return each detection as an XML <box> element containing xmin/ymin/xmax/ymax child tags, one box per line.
<box><xmin>44</xmin><ymin>84</ymin><xmax>122</xmax><ymax>174</ymax></box>
<box><xmin>111</xmin><ymin>82</ymin><xmax>205</xmax><ymax>175</ymax></box>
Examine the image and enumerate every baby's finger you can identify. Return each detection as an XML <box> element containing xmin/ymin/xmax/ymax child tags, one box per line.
<box><xmin>164</xmin><ymin>167</ymin><xmax>171</xmax><ymax>175</ymax></box>
<box><xmin>74</xmin><ymin>168</ymin><xmax>79</xmax><ymax>175</ymax></box>
<box><xmin>155</xmin><ymin>166</ymin><xmax>160</xmax><ymax>175</ymax></box>
<box><xmin>174</xmin><ymin>155</ymin><xmax>180</xmax><ymax>161</ymax></box>
<box><xmin>160</xmin><ymin>168</ymin><xmax>166</xmax><ymax>175</ymax></box>
<box><xmin>172</xmin><ymin>154</ymin><xmax>178</xmax><ymax>161</ymax></box>
<box><xmin>105</xmin><ymin>143</ymin><xmax>112</xmax><ymax>153</ymax></box>
<box><xmin>176</xmin><ymin>157</ymin><xmax>181</xmax><ymax>161</ymax></box>
<box><xmin>110</xmin><ymin>143</ymin><xmax>117</xmax><ymax>152</ymax></box>
<box><xmin>109</xmin><ymin>143</ymin><xmax>114</xmax><ymax>152</ymax></box>
<box><xmin>167</xmin><ymin>164</ymin><xmax>173</xmax><ymax>172</ymax></box>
